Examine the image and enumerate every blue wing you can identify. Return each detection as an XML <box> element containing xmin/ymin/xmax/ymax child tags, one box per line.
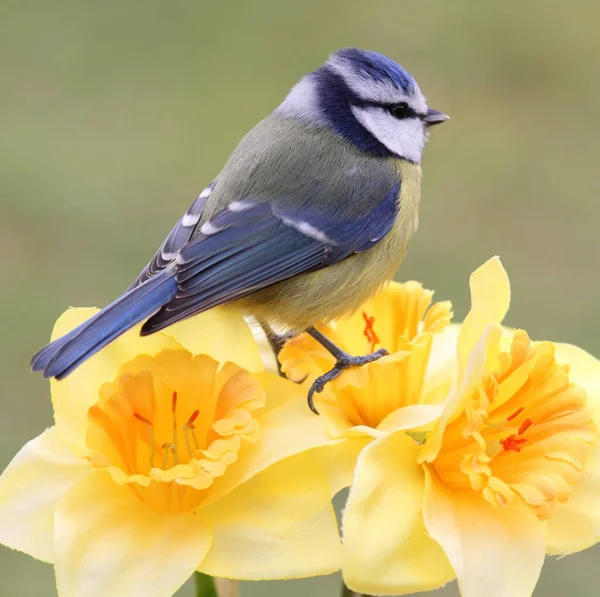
<box><xmin>129</xmin><ymin>182</ymin><xmax>215</xmax><ymax>289</ymax></box>
<box><xmin>32</xmin><ymin>180</ymin><xmax>400</xmax><ymax>378</ymax></box>
<box><xmin>141</xmin><ymin>181</ymin><xmax>400</xmax><ymax>334</ymax></box>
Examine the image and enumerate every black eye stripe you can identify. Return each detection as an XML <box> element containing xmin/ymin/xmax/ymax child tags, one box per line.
<box><xmin>387</xmin><ymin>102</ymin><xmax>413</xmax><ymax>119</ymax></box>
<box><xmin>354</xmin><ymin>100</ymin><xmax>420</xmax><ymax>120</ymax></box>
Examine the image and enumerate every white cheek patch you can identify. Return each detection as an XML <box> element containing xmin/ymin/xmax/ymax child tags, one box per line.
<box><xmin>351</xmin><ymin>106</ymin><xmax>426</xmax><ymax>163</ymax></box>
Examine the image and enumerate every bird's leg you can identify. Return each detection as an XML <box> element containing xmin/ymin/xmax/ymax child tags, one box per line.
<box><xmin>256</xmin><ymin>318</ymin><xmax>295</xmax><ymax>376</ymax></box>
<box><xmin>305</xmin><ymin>327</ymin><xmax>388</xmax><ymax>414</ymax></box>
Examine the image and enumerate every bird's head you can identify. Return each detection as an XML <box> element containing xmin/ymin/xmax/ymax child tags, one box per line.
<box><xmin>278</xmin><ymin>48</ymin><xmax>449</xmax><ymax>164</ymax></box>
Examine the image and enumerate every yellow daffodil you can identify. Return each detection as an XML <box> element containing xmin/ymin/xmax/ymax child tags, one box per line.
<box><xmin>339</xmin><ymin>258</ymin><xmax>600</xmax><ymax>597</ymax></box>
<box><xmin>278</xmin><ymin>275</ymin><xmax>460</xmax><ymax>592</ymax></box>
<box><xmin>279</xmin><ymin>279</ymin><xmax>454</xmax><ymax>439</ymax></box>
<box><xmin>0</xmin><ymin>308</ymin><xmax>341</xmax><ymax>597</ymax></box>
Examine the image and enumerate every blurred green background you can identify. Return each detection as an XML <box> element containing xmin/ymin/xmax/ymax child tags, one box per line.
<box><xmin>1</xmin><ymin>0</ymin><xmax>599</xmax><ymax>595</ymax></box>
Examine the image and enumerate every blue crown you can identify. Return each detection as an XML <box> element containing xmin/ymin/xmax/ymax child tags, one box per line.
<box><xmin>331</xmin><ymin>48</ymin><xmax>416</xmax><ymax>95</ymax></box>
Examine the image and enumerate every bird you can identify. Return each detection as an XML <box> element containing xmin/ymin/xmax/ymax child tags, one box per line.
<box><xmin>31</xmin><ymin>48</ymin><xmax>449</xmax><ymax>413</ymax></box>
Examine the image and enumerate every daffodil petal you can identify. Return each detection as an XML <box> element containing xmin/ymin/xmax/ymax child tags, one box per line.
<box><xmin>423</xmin><ymin>467</ymin><xmax>546</xmax><ymax>597</ymax></box>
<box><xmin>427</xmin><ymin>323</ymin><xmax>460</xmax><ymax>375</ymax></box>
<box><xmin>252</xmin><ymin>372</ymin><xmax>300</xmax><ymax>414</ymax></box>
<box><xmin>54</xmin><ymin>471</ymin><xmax>212</xmax><ymax>597</ymax></box>
<box><xmin>542</xmin><ymin>343</ymin><xmax>600</xmax><ymax>553</ymax></box>
<box><xmin>50</xmin><ymin>308</ymin><xmax>181</xmax><ymax>456</ymax></box>
<box><xmin>311</xmin><ymin>437</ymin><xmax>371</xmax><ymax>496</ymax></box>
<box><xmin>325</xmin><ymin>405</ymin><xmax>371</xmax><ymax>438</ymax></box>
<box><xmin>203</xmin><ymin>375</ymin><xmax>338</xmax><ymax>506</ymax></box>
<box><xmin>546</xmin><ymin>443</ymin><xmax>600</xmax><ymax>554</ymax></box>
<box><xmin>377</xmin><ymin>403</ymin><xmax>445</xmax><ymax>433</ymax></box>
<box><xmin>342</xmin><ymin>433</ymin><xmax>454</xmax><ymax>595</ymax></box>
<box><xmin>166</xmin><ymin>307</ymin><xmax>264</xmax><ymax>373</ymax></box>
<box><xmin>0</xmin><ymin>427</ymin><xmax>88</xmax><ymax>563</ymax></box>
<box><xmin>458</xmin><ymin>257</ymin><xmax>510</xmax><ymax>371</ymax></box>
<box><xmin>423</xmin><ymin>323</ymin><xmax>460</xmax><ymax>401</ymax></box>
<box><xmin>554</xmin><ymin>343</ymin><xmax>600</xmax><ymax>424</ymax></box>
<box><xmin>420</xmin><ymin>325</ymin><xmax>498</xmax><ymax>462</ymax></box>
<box><xmin>199</xmin><ymin>452</ymin><xmax>341</xmax><ymax>579</ymax></box>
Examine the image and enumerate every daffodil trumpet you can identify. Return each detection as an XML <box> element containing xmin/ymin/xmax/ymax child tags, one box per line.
<box><xmin>305</xmin><ymin>326</ymin><xmax>390</xmax><ymax>414</ymax></box>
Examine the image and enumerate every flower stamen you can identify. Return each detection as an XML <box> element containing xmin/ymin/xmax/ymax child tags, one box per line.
<box><xmin>501</xmin><ymin>434</ymin><xmax>528</xmax><ymax>453</ymax></box>
<box><xmin>134</xmin><ymin>412</ymin><xmax>157</xmax><ymax>467</ymax></box>
<box><xmin>362</xmin><ymin>312</ymin><xmax>380</xmax><ymax>353</ymax></box>
<box><xmin>161</xmin><ymin>443</ymin><xmax>176</xmax><ymax>469</ymax></box>
<box><xmin>506</xmin><ymin>407</ymin><xmax>525</xmax><ymax>421</ymax></box>
<box><xmin>518</xmin><ymin>418</ymin><xmax>533</xmax><ymax>435</ymax></box>
<box><xmin>499</xmin><ymin>415</ymin><xmax>534</xmax><ymax>453</ymax></box>
<box><xmin>183</xmin><ymin>429</ymin><xmax>194</xmax><ymax>461</ymax></box>
<box><xmin>184</xmin><ymin>409</ymin><xmax>201</xmax><ymax>453</ymax></box>
<box><xmin>171</xmin><ymin>391</ymin><xmax>179</xmax><ymax>465</ymax></box>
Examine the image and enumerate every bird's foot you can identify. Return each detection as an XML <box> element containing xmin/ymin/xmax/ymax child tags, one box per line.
<box><xmin>307</xmin><ymin>348</ymin><xmax>389</xmax><ymax>414</ymax></box>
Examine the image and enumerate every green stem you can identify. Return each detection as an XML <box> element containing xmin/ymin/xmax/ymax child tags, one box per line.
<box><xmin>194</xmin><ymin>572</ymin><xmax>218</xmax><ymax>597</ymax></box>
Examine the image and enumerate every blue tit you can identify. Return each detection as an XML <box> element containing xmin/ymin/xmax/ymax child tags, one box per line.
<box><xmin>31</xmin><ymin>48</ymin><xmax>448</xmax><ymax>412</ymax></box>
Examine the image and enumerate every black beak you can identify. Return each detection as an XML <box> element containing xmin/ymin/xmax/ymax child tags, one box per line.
<box><xmin>423</xmin><ymin>108</ymin><xmax>450</xmax><ymax>127</ymax></box>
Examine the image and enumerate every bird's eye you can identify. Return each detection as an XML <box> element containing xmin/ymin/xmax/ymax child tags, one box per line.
<box><xmin>389</xmin><ymin>102</ymin><xmax>412</xmax><ymax>119</ymax></box>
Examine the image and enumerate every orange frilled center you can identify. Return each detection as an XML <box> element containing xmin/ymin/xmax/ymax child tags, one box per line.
<box><xmin>432</xmin><ymin>330</ymin><xmax>598</xmax><ymax>520</ymax></box>
<box><xmin>86</xmin><ymin>349</ymin><xmax>263</xmax><ymax>513</ymax></box>
<box><xmin>279</xmin><ymin>282</ymin><xmax>453</xmax><ymax>430</ymax></box>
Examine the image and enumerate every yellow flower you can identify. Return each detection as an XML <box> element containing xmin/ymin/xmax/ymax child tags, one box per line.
<box><xmin>279</xmin><ymin>279</ymin><xmax>454</xmax><ymax>438</ymax></box>
<box><xmin>340</xmin><ymin>258</ymin><xmax>600</xmax><ymax>596</ymax></box>
<box><xmin>278</xmin><ymin>275</ymin><xmax>459</xmax><ymax>592</ymax></box>
<box><xmin>0</xmin><ymin>308</ymin><xmax>341</xmax><ymax>597</ymax></box>
<box><xmin>277</xmin><ymin>277</ymin><xmax>457</xmax><ymax>507</ymax></box>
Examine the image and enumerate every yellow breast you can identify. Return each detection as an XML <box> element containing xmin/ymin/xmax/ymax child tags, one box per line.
<box><xmin>393</xmin><ymin>160</ymin><xmax>423</xmax><ymax>247</ymax></box>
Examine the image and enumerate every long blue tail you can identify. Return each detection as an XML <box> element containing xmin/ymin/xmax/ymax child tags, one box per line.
<box><xmin>31</xmin><ymin>270</ymin><xmax>178</xmax><ymax>379</ymax></box>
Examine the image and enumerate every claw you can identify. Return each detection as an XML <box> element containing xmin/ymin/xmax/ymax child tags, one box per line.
<box><xmin>306</xmin><ymin>348</ymin><xmax>389</xmax><ymax>414</ymax></box>
<box><xmin>307</xmin><ymin>385</ymin><xmax>321</xmax><ymax>415</ymax></box>
<box><xmin>307</xmin><ymin>366</ymin><xmax>344</xmax><ymax>414</ymax></box>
